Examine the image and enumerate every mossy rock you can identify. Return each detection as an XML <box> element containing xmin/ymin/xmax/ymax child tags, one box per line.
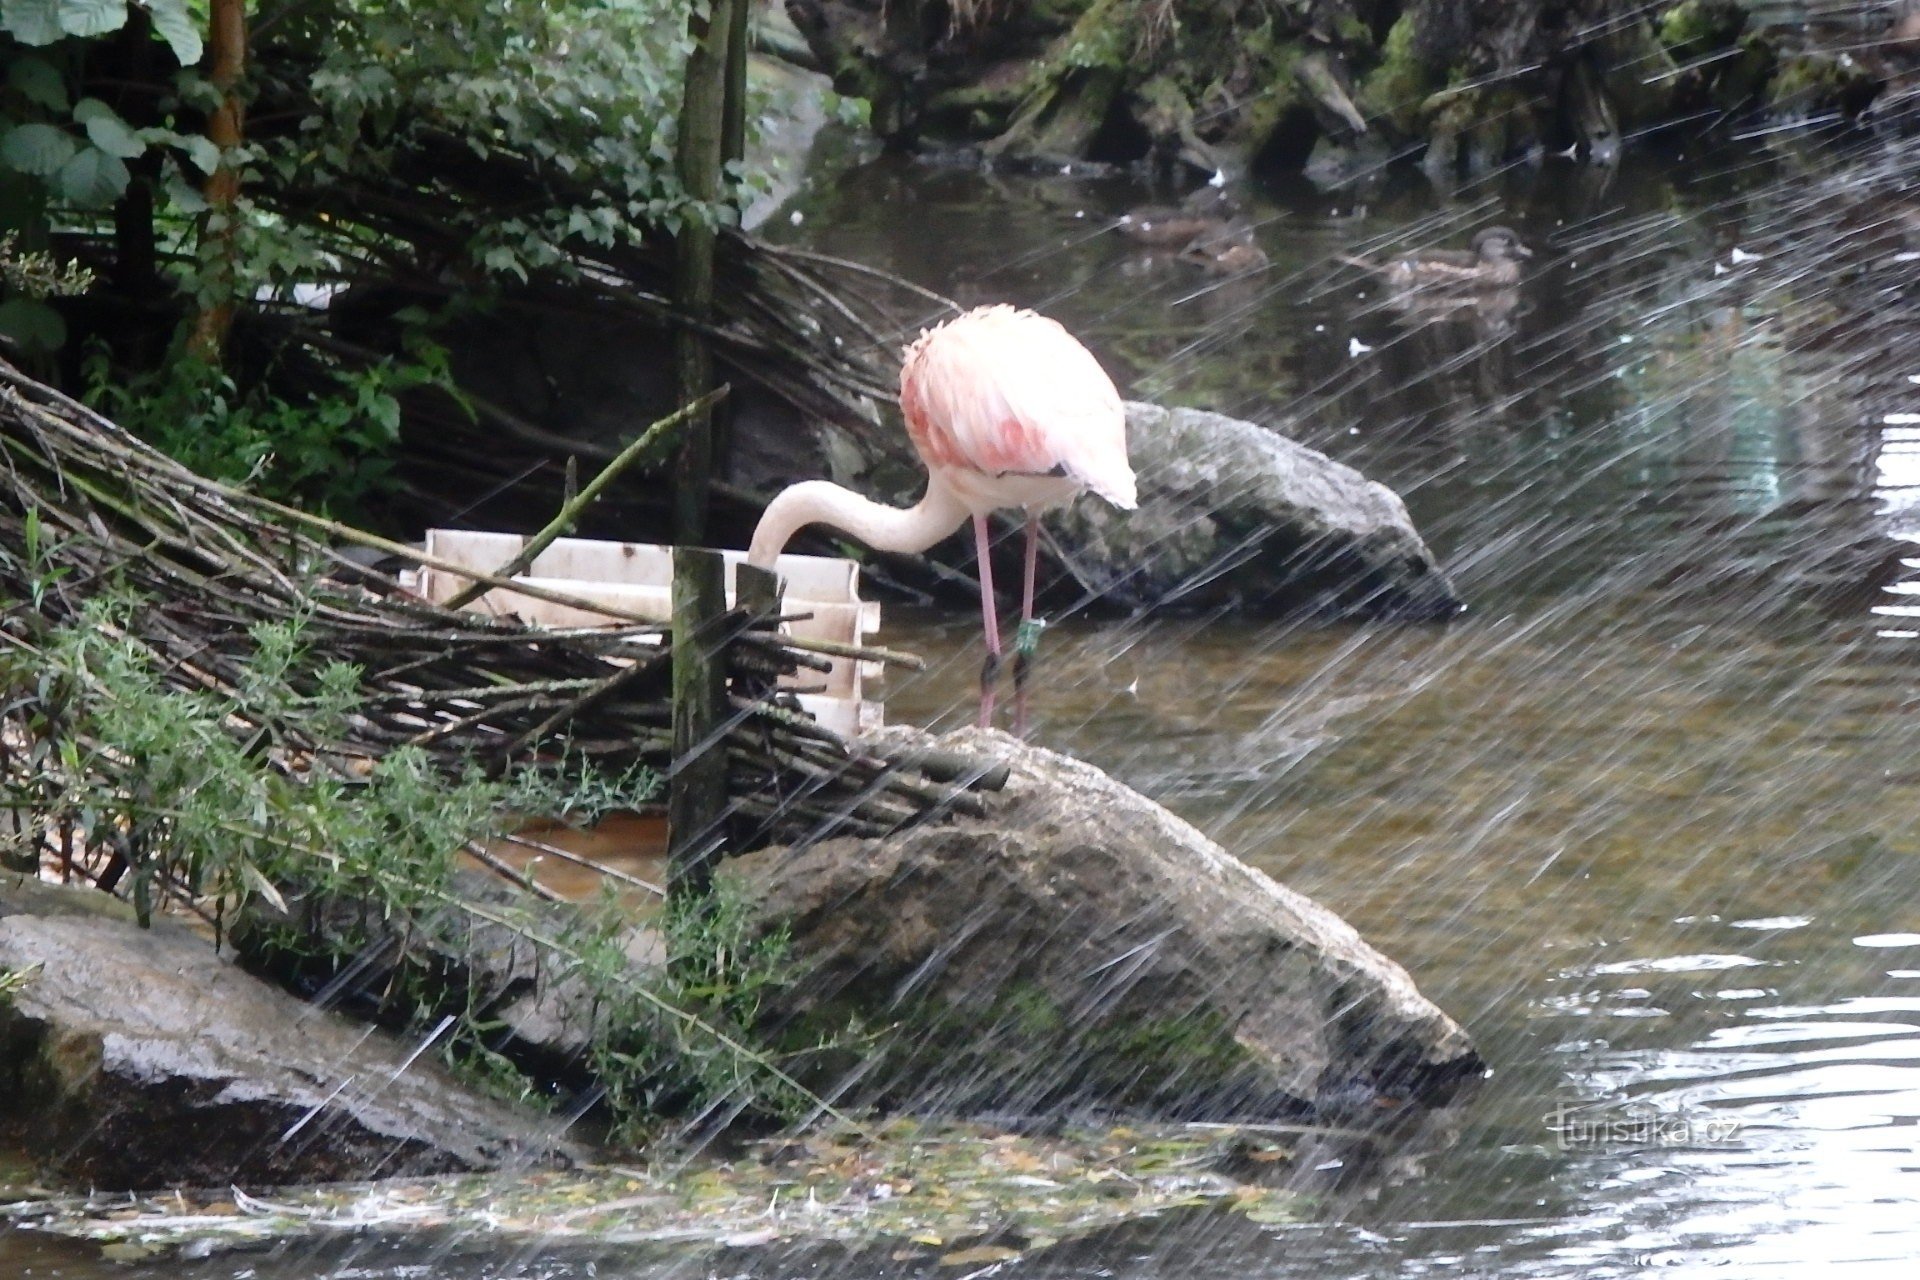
<box><xmin>733</xmin><ymin>727</ymin><xmax>1482</xmax><ymax>1124</ymax></box>
<box><xmin>1656</xmin><ymin>0</ymin><xmax>1748</xmax><ymax>61</ymax></box>
<box><xmin>1765</xmin><ymin>50</ymin><xmax>1878</xmax><ymax>118</ymax></box>
<box><xmin>1354</xmin><ymin>14</ymin><xmax>1436</xmax><ymax>137</ymax></box>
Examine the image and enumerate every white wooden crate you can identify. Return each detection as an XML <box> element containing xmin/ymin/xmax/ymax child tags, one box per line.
<box><xmin>401</xmin><ymin>529</ymin><xmax>882</xmax><ymax>736</ymax></box>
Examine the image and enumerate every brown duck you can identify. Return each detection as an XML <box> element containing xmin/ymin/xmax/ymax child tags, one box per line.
<box><xmin>1345</xmin><ymin>226</ymin><xmax>1533</xmax><ymax>289</ymax></box>
<box><xmin>1116</xmin><ymin>187</ymin><xmax>1239</xmax><ymax>248</ymax></box>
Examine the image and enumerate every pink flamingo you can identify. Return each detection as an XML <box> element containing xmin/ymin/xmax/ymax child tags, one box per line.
<box><xmin>748</xmin><ymin>304</ymin><xmax>1136</xmax><ymax>733</ymax></box>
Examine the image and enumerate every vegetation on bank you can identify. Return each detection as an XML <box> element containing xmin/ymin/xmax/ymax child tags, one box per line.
<box><xmin>788</xmin><ymin>0</ymin><xmax>1892</xmax><ymax>175</ymax></box>
<box><xmin>0</xmin><ymin>357</ymin><xmax>967</xmax><ymax>1147</ymax></box>
<box><xmin>0</xmin><ymin>588</ymin><xmax>828</xmax><ymax>1139</ymax></box>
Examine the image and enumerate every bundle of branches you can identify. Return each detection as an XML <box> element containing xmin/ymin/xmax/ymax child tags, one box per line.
<box><xmin>369</xmin><ymin>234</ymin><xmax>942</xmax><ymax>540</ymax></box>
<box><xmin>243</xmin><ymin>120</ymin><xmax>949</xmax><ymax>539</ymax></box>
<box><xmin>0</xmin><ymin>358</ymin><xmax>987</xmax><ymax>888</ymax></box>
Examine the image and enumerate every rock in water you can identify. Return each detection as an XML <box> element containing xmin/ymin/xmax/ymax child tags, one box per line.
<box><xmin>1051</xmin><ymin>402</ymin><xmax>1461</xmax><ymax>618</ymax></box>
<box><xmin>0</xmin><ymin>875</ymin><xmax>581</xmax><ymax>1190</ymax></box>
<box><xmin>733</xmin><ymin>729</ymin><xmax>1481</xmax><ymax>1121</ymax></box>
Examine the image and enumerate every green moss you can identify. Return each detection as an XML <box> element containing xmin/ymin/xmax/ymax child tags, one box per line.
<box><xmin>1354</xmin><ymin>15</ymin><xmax>1436</xmax><ymax>135</ymax></box>
<box><xmin>1657</xmin><ymin>0</ymin><xmax>1747</xmax><ymax>60</ymax></box>
<box><xmin>775</xmin><ymin>975</ymin><xmax>1269</xmax><ymax>1116</ymax></box>
<box><xmin>1056</xmin><ymin>0</ymin><xmax>1132</xmax><ymax>72</ymax></box>
<box><xmin>1330</xmin><ymin>12</ymin><xmax>1372</xmax><ymax>50</ymax></box>
<box><xmin>1242</xmin><ymin>62</ymin><xmax>1302</xmax><ymax>144</ymax></box>
<box><xmin>1765</xmin><ymin>50</ymin><xmax>1874</xmax><ymax>115</ymax></box>
<box><xmin>1134</xmin><ymin>72</ymin><xmax>1190</xmax><ymax>121</ymax></box>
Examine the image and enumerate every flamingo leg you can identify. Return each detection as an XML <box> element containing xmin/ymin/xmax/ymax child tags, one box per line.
<box><xmin>1012</xmin><ymin>514</ymin><xmax>1042</xmax><ymax>737</ymax></box>
<box><xmin>973</xmin><ymin>513</ymin><xmax>1002</xmax><ymax>729</ymax></box>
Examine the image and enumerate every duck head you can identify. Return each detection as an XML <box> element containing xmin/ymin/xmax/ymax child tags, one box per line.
<box><xmin>1473</xmin><ymin>226</ymin><xmax>1533</xmax><ymax>263</ymax></box>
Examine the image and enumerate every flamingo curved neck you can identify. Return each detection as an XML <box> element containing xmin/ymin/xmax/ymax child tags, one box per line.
<box><xmin>747</xmin><ymin>479</ymin><xmax>971</xmax><ymax>567</ymax></box>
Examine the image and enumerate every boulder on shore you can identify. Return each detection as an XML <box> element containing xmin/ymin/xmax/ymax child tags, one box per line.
<box><xmin>1057</xmin><ymin>402</ymin><xmax>1459</xmax><ymax>617</ymax></box>
<box><xmin>0</xmin><ymin>875</ymin><xmax>582</xmax><ymax>1191</ymax></box>
<box><xmin>731</xmin><ymin>727</ymin><xmax>1482</xmax><ymax>1121</ymax></box>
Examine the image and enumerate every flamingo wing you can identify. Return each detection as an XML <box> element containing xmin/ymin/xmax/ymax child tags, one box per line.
<box><xmin>901</xmin><ymin>306</ymin><xmax>1136</xmax><ymax>508</ymax></box>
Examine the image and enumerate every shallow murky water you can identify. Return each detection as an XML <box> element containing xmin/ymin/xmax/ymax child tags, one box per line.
<box><xmin>780</xmin><ymin>129</ymin><xmax>1920</xmax><ymax>1276</ymax></box>
<box><xmin>13</xmin><ymin>132</ymin><xmax>1920</xmax><ymax>1278</ymax></box>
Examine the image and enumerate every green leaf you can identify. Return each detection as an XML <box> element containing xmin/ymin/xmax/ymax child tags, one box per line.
<box><xmin>177</xmin><ymin>132</ymin><xmax>220</xmax><ymax>174</ymax></box>
<box><xmin>144</xmin><ymin>0</ymin><xmax>201</xmax><ymax>65</ymax></box>
<box><xmin>73</xmin><ymin>98</ymin><xmax>146</xmax><ymax>158</ymax></box>
<box><xmin>54</xmin><ymin>144</ymin><xmax>129</xmax><ymax>205</ymax></box>
<box><xmin>0</xmin><ymin>0</ymin><xmax>63</xmax><ymax>45</ymax></box>
<box><xmin>237</xmin><ymin>859</ymin><xmax>288</xmax><ymax>913</ymax></box>
<box><xmin>0</xmin><ymin>297</ymin><xmax>67</xmax><ymax>352</ymax></box>
<box><xmin>6</xmin><ymin>55</ymin><xmax>68</xmax><ymax>111</ymax></box>
<box><xmin>161</xmin><ymin>158</ymin><xmax>208</xmax><ymax>211</ymax></box>
<box><xmin>1</xmin><ymin>122</ymin><xmax>77</xmax><ymax>175</ymax></box>
<box><xmin>57</xmin><ymin>0</ymin><xmax>126</xmax><ymax>38</ymax></box>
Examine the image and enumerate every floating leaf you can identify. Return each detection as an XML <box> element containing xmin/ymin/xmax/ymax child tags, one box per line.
<box><xmin>54</xmin><ymin>144</ymin><xmax>130</xmax><ymax>205</ymax></box>
<box><xmin>0</xmin><ymin>122</ymin><xmax>76</xmax><ymax>175</ymax></box>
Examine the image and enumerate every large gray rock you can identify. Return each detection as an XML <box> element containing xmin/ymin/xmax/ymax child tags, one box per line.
<box><xmin>232</xmin><ymin>869</ymin><xmax>658</xmax><ymax>1091</ymax></box>
<box><xmin>0</xmin><ymin>875</ymin><xmax>583</xmax><ymax>1191</ymax></box>
<box><xmin>732</xmin><ymin>728</ymin><xmax>1481</xmax><ymax>1121</ymax></box>
<box><xmin>1053</xmin><ymin>402</ymin><xmax>1459</xmax><ymax>618</ymax></box>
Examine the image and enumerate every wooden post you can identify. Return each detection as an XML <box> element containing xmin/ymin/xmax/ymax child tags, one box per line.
<box><xmin>668</xmin><ymin>546</ymin><xmax>730</xmax><ymax>906</ymax></box>
<box><xmin>732</xmin><ymin>562</ymin><xmax>783</xmax><ymax>705</ymax></box>
<box><xmin>735</xmin><ymin>563</ymin><xmax>782</xmax><ymax>628</ymax></box>
<box><xmin>670</xmin><ymin>0</ymin><xmax>748</xmax><ymax>547</ymax></box>
<box><xmin>186</xmin><ymin>0</ymin><xmax>248</xmax><ymax>364</ymax></box>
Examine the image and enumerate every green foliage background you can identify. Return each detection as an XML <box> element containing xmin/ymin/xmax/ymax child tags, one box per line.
<box><xmin>1</xmin><ymin>0</ymin><xmax>726</xmax><ymax>515</ymax></box>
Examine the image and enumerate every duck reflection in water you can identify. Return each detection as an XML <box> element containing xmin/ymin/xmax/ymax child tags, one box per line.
<box><xmin>1116</xmin><ymin>187</ymin><xmax>1270</xmax><ymax>277</ymax></box>
<box><xmin>1179</xmin><ymin>219</ymin><xmax>1270</xmax><ymax>276</ymax></box>
<box><xmin>1340</xmin><ymin>234</ymin><xmax>1535</xmax><ymax>423</ymax></box>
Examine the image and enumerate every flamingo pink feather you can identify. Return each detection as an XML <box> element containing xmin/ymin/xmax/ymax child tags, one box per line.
<box><xmin>747</xmin><ymin>305</ymin><xmax>1134</xmax><ymax>568</ymax></box>
<box><xmin>900</xmin><ymin>305</ymin><xmax>1136</xmax><ymax>510</ymax></box>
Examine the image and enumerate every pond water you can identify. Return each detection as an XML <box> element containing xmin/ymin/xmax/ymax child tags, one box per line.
<box><xmin>768</xmin><ymin>128</ymin><xmax>1920</xmax><ymax>1276</ymax></box>
<box><xmin>12</xmin><ymin>131</ymin><xmax>1920</xmax><ymax>1278</ymax></box>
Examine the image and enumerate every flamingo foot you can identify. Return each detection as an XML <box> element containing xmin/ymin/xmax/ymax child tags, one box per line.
<box><xmin>978</xmin><ymin>649</ymin><xmax>1002</xmax><ymax>729</ymax></box>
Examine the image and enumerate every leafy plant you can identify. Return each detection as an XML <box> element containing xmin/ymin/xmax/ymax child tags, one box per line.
<box><xmin>2</xmin><ymin>0</ymin><xmax>744</xmax><ymax>513</ymax></box>
<box><xmin>0</xmin><ymin>962</ymin><xmax>41</xmax><ymax>1005</ymax></box>
<box><xmin>0</xmin><ymin>588</ymin><xmax>822</xmax><ymax>1139</ymax></box>
<box><xmin>78</xmin><ymin>323</ymin><xmax>462</xmax><ymax>514</ymax></box>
